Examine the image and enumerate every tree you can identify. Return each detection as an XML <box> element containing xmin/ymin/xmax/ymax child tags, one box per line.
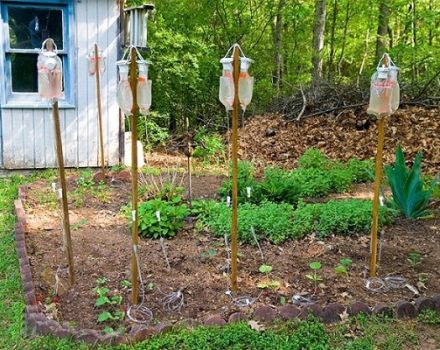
<box><xmin>272</xmin><ymin>0</ymin><xmax>286</xmax><ymax>93</ymax></box>
<box><xmin>376</xmin><ymin>0</ymin><xmax>389</xmax><ymax>61</ymax></box>
<box><xmin>311</xmin><ymin>0</ymin><xmax>327</xmax><ymax>95</ymax></box>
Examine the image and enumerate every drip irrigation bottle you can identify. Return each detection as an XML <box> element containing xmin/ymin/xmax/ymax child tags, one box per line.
<box><xmin>116</xmin><ymin>62</ymin><xmax>133</xmax><ymax>115</ymax></box>
<box><xmin>238</xmin><ymin>57</ymin><xmax>254</xmax><ymax>110</ymax></box>
<box><xmin>137</xmin><ymin>60</ymin><xmax>152</xmax><ymax>114</ymax></box>
<box><xmin>37</xmin><ymin>40</ymin><xmax>63</xmax><ymax>100</ymax></box>
<box><xmin>219</xmin><ymin>57</ymin><xmax>234</xmax><ymax>110</ymax></box>
<box><xmin>87</xmin><ymin>49</ymin><xmax>106</xmax><ymax>76</ymax></box>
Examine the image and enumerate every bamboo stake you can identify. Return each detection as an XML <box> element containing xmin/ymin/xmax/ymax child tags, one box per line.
<box><xmin>129</xmin><ymin>47</ymin><xmax>140</xmax><ymax>304</ymax></box>
<box><xmin>369</xmin><ymin>54</ymin><xmax>389</xmax><ymax>277</ymax></box>
<box><xmin>186</xmin><ymin>117</ymin><xmax>192</xmax><ymax>206</ymax></box>
<box><xmin>53</xmin><ymin>101</ymin><xmax>75</xmax><ymax>285</ymax></box>
<box><xmin>230</xmin><ymin>45</ymin><xmax>240</xmax><ymax>292</ymax></box>
<box><xmin>94</xmin><ymin>44</ymin><xmax>106</xmax><ymax>177</ymax></box>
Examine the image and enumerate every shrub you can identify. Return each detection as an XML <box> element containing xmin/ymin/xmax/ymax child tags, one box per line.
<box><xmin>137</xmin><ymin>196</ymin><xmax>188</xmax><ymax>239</ymax></box>
<box><xmin>192</xmin><ymin>128</ymin><xmax>226</xmax><ymax>164</ymax></box>
<box><xmin>137</xmin><ymin>112</ymin><xmax>170</xmax><ymax>151</ymax></box>
<box><xmin>254</xmin><ymin>167</ymin><xmax>301</xmax><ymax>204</ymax></box>
<box><xmin>218</xmin><ymin>161</ymin><xmax>258</xmax><ymax>203</ymax></box>
<box><xmin>298</xmin><ymin>148</ymin><xmax>331</xmax><ymax>169</ymax></box>
<box><xmin>385</xmin><ymin>145</ymin><xmax>438</xmax><ymax>219</ymax></box>
<box><xmin>346</xmin><ymin>158</ymin><xmax>374</xmax><ymax>183</ymax></box>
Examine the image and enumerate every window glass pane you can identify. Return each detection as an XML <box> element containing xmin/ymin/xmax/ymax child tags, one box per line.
<box><xmin>8</xmin><ymin>6</ymin><xmax>63</xmax><ymax>50</ymax></box>
<box><xmin>10</xmin><ymin>53</ymin><xmax>38</xmax><ymax>92</ymax></box>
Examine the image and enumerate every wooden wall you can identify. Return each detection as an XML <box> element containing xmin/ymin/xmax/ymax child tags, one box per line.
<box><xmin>0</xmin><ymin>0</ymin><xmax>121</xmax><ymax>169</ymax></box>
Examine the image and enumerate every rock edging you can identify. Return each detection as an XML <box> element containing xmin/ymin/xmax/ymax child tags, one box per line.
<box><xmin>14</xmin><ymin>185</ymin><xmax>440</xmax><ymax>345</ymax></box>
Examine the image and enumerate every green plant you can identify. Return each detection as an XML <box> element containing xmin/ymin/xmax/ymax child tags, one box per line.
<box><xmin>192</xmin><ymin>128</ymin><xmax>226</xmax><ymax>164</ymax></box>
<box><xmin>407</xmin><ymin>251</ymin><xmax>422</xmax><ymax>268</ymax></box>
<box><xmin>219</xmin><ymin>161</ymin><xmax>257</xmax><ymax>203</ymax></box>
<box><xmin>306</xmin><ymin>261</ymin><xmax>322</xmax><ymax>293</ymax></box>
<box><xmin>259</xmin><ymin>264</ymin><xmax>273</xmax><ymax>274</ymax></box>
<box><xmin>346</xmin><ymin>158</ymin><xmax>374</xmax><ymax>183</ymax></box>
<box><xmin>137</xmin><ymin>114</ymin><xmax>170</xmax><ymax>151</ymax></box>
<box><xmin>298</xmin><ymin>148</ymin><xmax>331</xmax><ymax>169</ymax></box>
<box><xmin>335</xmin><ymin>258</ymin><xmax>353</xmax><ymax>277</ymax></box>
<box><xmin>254</xmin><ymin>167</ymin><xmax>300</xmax><ymax>204</ymax></box>
<box><xmin>93</xmin><ymin>278</ymin><xmax>124</xmax><ymax>327</ymax></box>
<box><xmin>417</xmin><ymin>309</ymin><xmax>440</xmax><ymax>325</ymax></box>
<box><xmin>120</xmin><ymin>279</ymin><xmax>131</xmax><ymax>289</ymax></box>
<box><xmin>257</xmin><ymin>264</ymin><xmax>280</xmax><ymax>290</ymax></box>
<box><xmin>385</xmin><ymin>145</ymin><xmax>438</xmax><ymax>219</ymax></box>
<box><xmin>137</xmin><ymin>197</ymin><xmax>188</xmax><ymax>239</ymax></box>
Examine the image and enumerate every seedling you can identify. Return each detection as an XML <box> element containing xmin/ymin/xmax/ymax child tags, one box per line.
<box><xmin>94</xmin><ymin>278</ymin><xmax>124</xmax><ymax>325</ymax></box>
<box><xmin>257</xmin><ymin>264</ymin><xmax>280</xmax><ymax>290</ymax></box>
<box><xmin>335</xmin><ymin>258</ymin><xmax>352</xmax><ymax>278</ymax></box>
<box><xmin>120</xmin><ymin>279</ymin><xmax>131</xmax><ymax>289</ymax></box>
<box><xmin>306</xmin><ymin>261</ymin><xmax>322</xmax><ymax>293</ymax></box>
<box><xmin>259</xmin><ymin>264</ymin><xmax>273</xmax><ymax>274</ymax></box>
<box><xmin>407</xmin><ymin>252</ymin><xmax>422</xmax><ymax>268</ymax></box>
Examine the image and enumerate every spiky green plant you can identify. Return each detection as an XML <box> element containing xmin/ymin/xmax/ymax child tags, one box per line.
<box><xmin>385</xmin><ymin>145</ymin><xmax>437</xmax><ymax>219</ymax></box>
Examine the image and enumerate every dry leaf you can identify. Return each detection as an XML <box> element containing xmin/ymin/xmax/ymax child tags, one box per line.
<box><xmin>248</xmin><ymin>320</ymin><xmax>265</xmax><ymax>331</ymax></box>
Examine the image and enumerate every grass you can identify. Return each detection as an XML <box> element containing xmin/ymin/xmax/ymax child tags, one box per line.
<box><xmin>0</xmin><ymin>172</ymin><xmax>439</xmax><ymax>349</ymax></box>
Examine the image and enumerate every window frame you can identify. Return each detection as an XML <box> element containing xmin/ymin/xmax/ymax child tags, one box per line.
<box><xmin>0</xmin><ymin>0</ymin><xmax>75</xmax><ymax>108</ymax></box>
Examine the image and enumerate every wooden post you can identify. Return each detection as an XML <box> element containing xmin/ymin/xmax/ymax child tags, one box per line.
<box><xmin>94</xmin><ymin>44</ymin><xmax>106</xmax><ymax>176</ymax></box>
<box><xmin>129</xmin><ymin>47</ymin><xmax>140</xmax><ymax>304</ymax></box>
<box><xmin>53</xmin><ymin>101</ymin><xmax>75</xmax><ymax>285</ymax></box>
<box><xmin>230</xmin><ymin>45</ymin><xmax>240</xmax><ymax>292</ymax></box>
<box><xmin>186</xmin><ymin>117</ymin><xmax>192</xmax><ymax>206</ymax></box>
<box><xmin>369</xmin><ymin>54</ymin><xmax>390</xmax><ymax>277</ymax></box>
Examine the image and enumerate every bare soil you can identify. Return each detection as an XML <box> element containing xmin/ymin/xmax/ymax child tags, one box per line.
<box><xmin>23</xmin><ymin>175</ymin><xmax>440</xmax><ymax>332</ymax></box>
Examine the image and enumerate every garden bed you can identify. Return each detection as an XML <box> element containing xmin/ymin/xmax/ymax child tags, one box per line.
<box><xmin>20</xmin><ymin>172</ymin><xmax>440</xmax><ymax>337</ymax></box>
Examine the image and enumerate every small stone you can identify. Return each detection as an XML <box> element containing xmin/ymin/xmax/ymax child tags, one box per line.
<box><xmin>415</xmin><ymin>297</ymin><xmax>436</xmax><ymax>312</ymax></box>
<box><xmin>37</xmin><ymin>320</ymin><xmax>51</xmax><ymax>336</ymax></box>
<box><xmin>432</xmin><ymin>294</ymin><xmax>440</xmax><ymax>312</ymax></box>
<box><xmin>373</xmin><ymin>303</ymin><xmax>393</xmax><ymax>317</ymax></box>
<box><xmin>265</xmin><ymin>128</ymin><xmax>276</xmax><ymax>137</ymax></box>
<box><xmin>396</xmin><ymin>300</ymin><xmax>418</xmax><ymax>319</ymax></box>
<box><xmin>300</xmin><ymin>304</ymin><xmax>323</xmax><ymax>320</ymax></box>
<box><xmin>26</xmin><ymin>305</ymin><xmax>40</xmax><ymax>314</ymax></box>
<box><xmin>54</xmin><ymin>328</ymin><xmax>73</xmax><ymax>338</ymax></box>
<box><xmin>322</xmin><ymin>303</ymin><xmax>346</xmax><ymax>324</ymax></box>
<box><xmin>24</xmin><ymin>291</ymin><xmax>36</xmax><ymax>305</ymax></box>
<box><xmin>16</xmin><ymin>247</ymin><xmax>27</xmax><ymax>260</ymax></box>
<box><xmin>278</xmin><ymin>305</ymin><xmax>301</xmax><ymax>320</ymax></box>
<box><xmin>254</xmin><ymin>305</ymin><xmax>278</xmax><ymax>323</ymax></box>
<box><xmin>349</xmin><ymin>302</ymin><xmax>371</xmax><ymax>316</ymax></box>
<box><xmin>75</xmin><ymin>329</ymin><xmax>101</xmax><ymax>345</ymax></box>
<box><xmin>130</xmin><ymin>324</ymin><xmax>155</xmax><ymax>341</ymax></box>
<box><xmin>228</xmin><ymin>312</ymin><xmax>247</xmax><ymax>323</ymax></box>
<box><xmin>155</xmin><ymin>322</ymin><xmax>174</xmax><ymax>334</ymax></box>
<box><xmin>23</xmin><ymin>281</ymin><xmax>34</xmax><ymax>293</ymax></box>
<box><xmin>204</xmin><ymin>314</ymin><xmax>226</xmax><ymax>326</ymax></box>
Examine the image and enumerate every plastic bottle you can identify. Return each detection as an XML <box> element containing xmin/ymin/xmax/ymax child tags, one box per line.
<box><xmin>219</xmin><ymin>57</ymin><xmax>234</xmax><ymax>110</ymax></box>
<box><xmin>37</xmin><ymin>40</ymin><xmax>63</xmax><ymax>100</ymax></box>
<box><xmin>87</xmin><ymin>49</ymin><xmax>106</xmax><ymax>76</ymax></box>
<box><xmin>238</xmin><ymin>57</ymin><xmax>254</xmax><ymax>111</ymax></box>
<box><xmin>116</xmin><ymin>62</ymin><xmax>133</xmax><ymax>116</ymax></box>
<box><xmin>137</xmin><ymin>60</ymin><xmax>152</xmax><ymax>114</ymax></box>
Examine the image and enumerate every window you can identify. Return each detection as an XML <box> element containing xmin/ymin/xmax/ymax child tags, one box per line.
<box><xmin>0</xmin><ymin>1</ymin><xmax>74</xmax><ymax>107</ymax></box>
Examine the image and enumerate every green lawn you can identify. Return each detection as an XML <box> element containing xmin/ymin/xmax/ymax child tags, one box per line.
<box><xmin>0</xmin><ymin>173</ymin><xmax>439</xmax><ymax>350</ymax></box>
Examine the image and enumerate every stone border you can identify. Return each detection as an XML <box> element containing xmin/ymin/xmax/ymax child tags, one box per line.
<box><xmin>15</xmin><ymin>185</ymin><xmax>440</xmax><ymax>345</ymax></box>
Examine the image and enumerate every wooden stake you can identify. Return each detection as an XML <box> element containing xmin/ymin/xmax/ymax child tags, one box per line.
<box><xmin>186</xmin><ymin>117</ymin><xmax>192</xmax><ymax>206</ymax></box>
<box><xmin>53</xmin><ymin>101</ymin><xmax>75</xmax><ymax>285</ymax></box>
<box><xmin>230</xmin><ymin>45</ymin><xmax>240</xmax><ymax>292</ymax></box>
<box><xmin>129</xmin><ymin>47</ymin><xmax>140</xmax><ymax>304</ymax></box>
<box><xmin>369</xmin><ymin>116</ymin><xmax>386</xmax><ymax>277</ymax></box>
<box><xmin>94</xmin><ymin>44</ymin><xmax>106</xmax><ymax>176</ymax></box>
<box><xmin>369</xmin><ymin>54</ymin><xmax>390</xmax><ymax>277</ymax></box>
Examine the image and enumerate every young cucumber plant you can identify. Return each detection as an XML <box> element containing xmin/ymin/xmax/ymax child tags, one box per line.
<box><xmin>257</xmin><ymin>264</ymin><xmax>280</xmax><ymax>290</ymax></box>
<box><xmin>306</xmin><ymin>261</ymin><xmax>322</xmax><ymax>294</ymax></box>
<box><xmin>93</xmin><ymin>277</ymin><xmax>125</xmax><ymax>329</ymax></box>
<box><xmin>334</xmin><ymin>258</ymin><xmax>353</xmax><ymax>278</ymax></box>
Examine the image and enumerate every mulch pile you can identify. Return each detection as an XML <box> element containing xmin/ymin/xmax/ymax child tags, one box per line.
<box><xmin>236</xmin><ymin>106</ymin><xmax>440</xmax><ymax>174</ymax></box>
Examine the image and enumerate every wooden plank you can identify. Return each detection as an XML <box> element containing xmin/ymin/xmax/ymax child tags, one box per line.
<box><xmin>22</xmin><ymin>109</ymin><xmax>35</xmax><ymax>168</ymax></box>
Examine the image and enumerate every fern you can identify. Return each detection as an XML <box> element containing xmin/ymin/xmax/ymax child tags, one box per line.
<box><xmin>385</xmin><ymin>145</ymin><xmax>437</xmax><ymax>219</ymax></box>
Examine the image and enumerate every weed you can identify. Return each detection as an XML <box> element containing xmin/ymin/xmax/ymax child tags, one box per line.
<box><xmin>257</xmin><ymin>264</ymin><xmax>280</xmax><ymax>290</ymax></box>
<box><xmin>335</xmin><ymin>258</ymin><xmax>353</xmax><ymax>277</ymax></box>
<box><xmin>407</xmin><ymin>251</ymin><xmax>422</xmax><ymax>268</ymax></box>
<box><xmin>417</xmin><ymin>309</ymin><xmax>440</xmax><ymax>325</ymax></box>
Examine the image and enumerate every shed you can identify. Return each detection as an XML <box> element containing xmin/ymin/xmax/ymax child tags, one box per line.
<box><xmin>0</xmin><ymin>0</ymin><xmax>151</xmax><ymax>169</ymax></box>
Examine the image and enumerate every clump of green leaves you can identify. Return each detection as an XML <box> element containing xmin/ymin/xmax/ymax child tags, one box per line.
<box><xmin>298</xmin><ymin>148</ymin><xmax>331</xmax><ymax>169</ymax></box>
<box><xmin>335</xmin><ymin>258</ymin><xmax>353</xmax><ymax>277</ymax></box>
<box><xmin>71</xmin><ymin>169</ymin><xmax>110</xmax><ymax>207</ymax></box>
<box><xmin>417</xmin><ymin>309</ymin><xmax>440</xmax><ymax>325</ymax></box>
<box><xmin>219</xmin><ymin>161</ymin><xmax>257</xmax><ymax>203</ymax></box>
<box><xmin>93</xmin><ymin>277</ymin><xmax>124</xmax><ymax>330</ymax></box>
<box><xmin>192</xmin><ymin>128</ymin><xmax>226</xmax><ymax>164</ymax></box>
<box><xmin>306</xmin><ymin>261</ymin><xmax>322</xmax><ymax>293</ymax></box>
<box><xmin>407</xmin><ymin>251</ymin><xmax>422</xmax><ymax>268</ymax></box>
<box><xmin>257</xmin><ymin>264</ymin><xmax>280</xmax><ymax>290</ymax></box>
<box><xmin>385</xmin><ymin>145</ymin><xmax>438</xmax><ymax>219</ymax></box>
<box><xmin>137</xmin><ymin>196</ymin><xmax>188</xmax><ymax>239</ymax></box>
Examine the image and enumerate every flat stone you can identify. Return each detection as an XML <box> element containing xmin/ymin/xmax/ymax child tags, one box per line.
<box><xmin>117</xmin><ymin>170</ymin><xmax>131</xmax><ymax>182</ymax></box>
<box><xmin>54</xmin><ymin>327</ymin><xmax>73</xmax><ymax>338</ymax></box>
<box><xmin>75</xmin><ymin>329</ymin><xmax>102</xmax><ymax>345</ymax></box>
<box><xmin>300</xmin><ymin>304</ymin><xmax>323</xmax><ymax>320</ymax></box>
<box><xmin>176</xmin><ymin>318</ymin><xmax>201</xmax><ymax>328</ymax></box>
<box><xmin>23</xmin><ymin>281</ymin><xmax>34</xmax><ymax>294</ymax></box>
<box><xmin>432</xmin><ymin>294</ymin><xmax>440</xmax><ymax>312</ymax></box>
<box><xmin>254</xmin><ymin>305</ymin><xmax>278</xmax><ymax>323</ymax></box>
<box><xmin>396</xmin><ymin>300</ymin><xmax>418</xmax><ymax>319</ymax></box>
<box><xmin>322</xmin><ymin>303</ymin><xmax>346</xmax><ymax>324</ymax></box>
<box><xmin>130</xmin><ymin>324</ymin><xmax>156</xmax><ymax>341</ymax></box>
<box><xmin>16</xmin><ymin>241</ymin><xmax>26</xmax><ymax>251</ymax></box>
<box><xmin>228</xmin><ymin>312</ymin><xmax>247</xmax><ymax>323</ymax></box>
<box><xmin>24</xmin><ymin>291</ymin><xmax>36</xmax><ymax>305</ymax></box>
<box><xmin>415</xmin><ymin>297</ymin><xmax>436</xmax><ymax>312</ymax></box>
<box><xmin>26</xmin><ymin>305</ymin><xmax>40</xmax><ymax>314</ymax></box>
<box><xmin>204</xmin><ymin>314</ymin><xmax>226</xmax><ymax>326</ymax></box>
<box><xmin>36</xmin><ymin>320</ymin><xmax>51</xmax><ymax>336</ymax></box>
<box><xmin>373</xmin><ymin>303</ymin><xmax>393</xmax><ymax>317</ymax></box>
<box><xmin>278</xmin><ymin>305</ymin><xmax>301</xmax><ymax>320</ymax></box>
<box><xmin>16</xmin><ymin>247</ymin><xmax>27</xmax><ymax>260</ymax></box>
<box><xmin>155</xmin><ymin>322</ymin><xmax>174</xmax><ymax>334</ymax></box>
<box><xmin>22</xmin><ymin>271</ymin><xmax>33</xmax><ymax>284</ymax></box>
<box><xmin>349</xmin><ymin>302</ymin><xmax>371</xmax><ymax>316</ymax></box>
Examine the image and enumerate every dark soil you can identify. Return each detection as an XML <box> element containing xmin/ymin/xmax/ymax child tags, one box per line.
<box><xmin>23</xmin><ymin>174</ymin><xmax>440</xmax><ymax>332</ymax></box>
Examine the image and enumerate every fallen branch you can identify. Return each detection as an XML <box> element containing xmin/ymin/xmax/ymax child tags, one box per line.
<box><xmin>296</xmin><ymin>86</ymin><xmax>307</xmax><ymax>121</ymax></box>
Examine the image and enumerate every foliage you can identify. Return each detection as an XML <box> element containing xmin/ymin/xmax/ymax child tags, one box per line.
<box><xmin>407</xmin><ymin>252</ymin><xmax>422</xmax><ymax>268</ymax></box>
<box><xmin>218</xmin><ymin>161</ymin><xmax>257</xmax><ymax>203</ymax></box>
<box><xmin>259</xmin><ymin>264</ymin><xmax>273</xmax><ymax>274</ymax></box>
<box><xmin>335</xmin><ymin>258</ymin><xmax>353</xmax><ymax>277</ymax></box>
<box><xmin>298</xmin><ymin>148</ymin><xmax>331</xmax><ymax>169</ymax></box>
<box><xmin>93</xmin><ymin>278</ymin><xmax>124</xmax><ymax>326</ymax></box>
<box><xmin>254</xmin><ymin>167</ymin><xmax>301</xmax><ymax>204</ymax></box>
<box><xmin>137</xmin><ymin>113</ymin><xmax>170</xmax><ymax>151</ymax></box>
<box><xmin>192</xmin><ymin>128</ymin><xmax>226</xmax><ymax>164</ymax></box>
<box><xmin>417</xmin><ymin>310</ymin><xmax>440</xmax><ymax>325</ymax></box>
<box><xmin>71</xmin><ymin>169</ymin><xmax>110</xmax><ymax>207</ymax></box>
<box><xmin>306</xmin><ymin>261</ymin><xmax>323</xmax><ymax>292</ymax></box>
<box><xmin>385</xmin><ymin>145</ymin><xmax>438</xmax><ymax>219</ymax></box>
<box><xmin>137</xmin><ymin>197</ymin><xmax>188</xmax><ymax>239</ymax></box>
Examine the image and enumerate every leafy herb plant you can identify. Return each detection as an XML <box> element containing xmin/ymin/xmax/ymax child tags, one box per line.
<box><xmin>334</xmin><ymin>258</ymin><xmax>353</xmax><ymax>277</ymax></box>
<box><xmin>306</xmin><ymin>261</ymin><xmax>323</xmax><ymax>293</ymax></box>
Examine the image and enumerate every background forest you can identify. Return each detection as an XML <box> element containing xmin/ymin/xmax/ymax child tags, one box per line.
<box><xmin>126</xmin><ymin>0</ymin><xmax>439</xmax><ymax>143</ymax></box>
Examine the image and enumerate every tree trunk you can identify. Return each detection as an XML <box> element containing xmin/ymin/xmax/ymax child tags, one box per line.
<box><xmin>327</xmin><ymin>0</ymin><xmax>338</xmax><ymax>80</ymax></box>
<box><xmin>376</xmin><ymin>0</ymin><xmax>389</xmax><ymax>61</ymax></box>
<box><xmin>311</xmin><ymin>0</ymin><xmax>327</xmax><ymax>95</ymax></box>
<box><xmin>273</xmin><ymin>0</ymin><xmax>286</xmax><ymax>94</ymax></box>
<box><xmin>337</xmin><ymin>2</ymin><xmax>350</xmax><ymax>75</ymax></box>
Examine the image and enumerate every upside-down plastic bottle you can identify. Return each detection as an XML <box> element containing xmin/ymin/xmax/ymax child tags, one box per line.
<box><xmin>37</xmin><ymin>40</ymin><xmax>63</xmax><ymax>100</ymax></box>
<box><xmin>238</xmin><ymin>57</ymin><xmax>254</xmax><ymax>111</ymax></box>
<box><xmin>87</xmin><ymin>49</ymin><xmax>106</xmax><ymax>76</ymax></box>
<box><xmin>219</xmin><ymin>57</ymin><xmax>234</xmax><ymax>110</ymax></box>
<box><xmin>116</xmin><ymin>62</ymin><xmax>133</xmax><ymax>116</ymax></box>
<box><xmin>137</xmin><ymin>60</ymin><xmax>152</xmax><ymax>114</ymax></box>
